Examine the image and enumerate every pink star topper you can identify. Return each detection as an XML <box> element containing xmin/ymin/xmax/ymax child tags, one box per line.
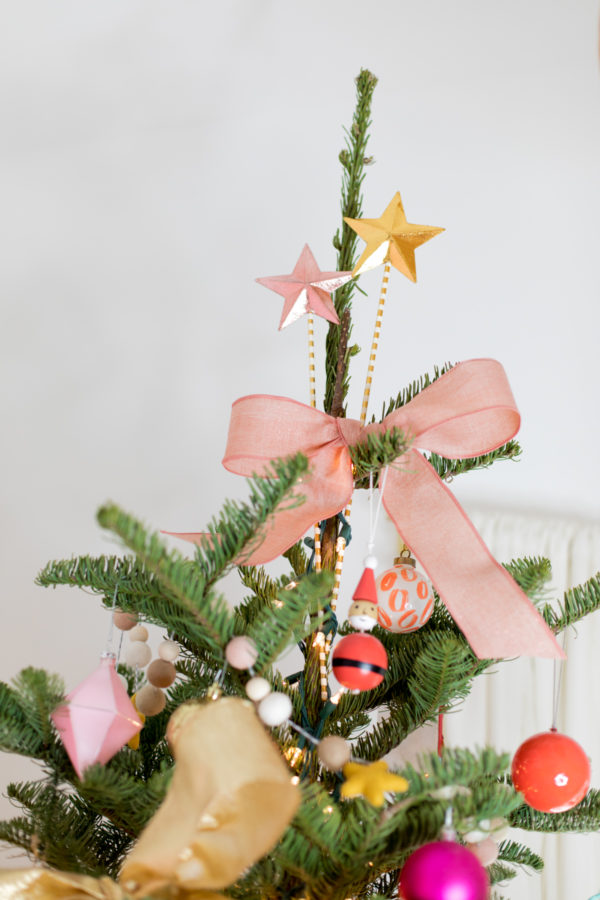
<box><xmin>256</xmin><ymin>244</ymin><xmax>352</xmax><ymax>330</ymax></box>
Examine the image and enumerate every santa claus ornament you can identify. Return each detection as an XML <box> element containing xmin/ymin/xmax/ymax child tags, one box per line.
<box><xmin>348</xmin><ymin>555</ymin><xmax>379</xmax><ymax>631</ymax></box>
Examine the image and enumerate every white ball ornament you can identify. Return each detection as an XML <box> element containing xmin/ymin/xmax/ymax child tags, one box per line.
<box><xmin>128</xmin><ymin>624</ymin><xmax>149</xmax><ymax>643</ymax></box>
<box><xmin>376</xmin><ymin>559</ymin><xmax>434</xmax><ymax>633</ymax></box>
<box><xmin>257</xmin><ymin>692</ymin><xmax>292</xmax><ymax>727</ymax></box>
<box><xmin>225</xmin><ymin>636</ymin><xmax>258</xmax><ymax>670</ymax></box>
<box><xmin>158</xmin><ymin>640</ymin><xmax>180</xmax><ymax>662</ymax></box>
<box><xmin>125</xmin><ymin>641</ymin><xmax>152</xmax><ymax>668</ymax></box>
<box><xmin>245</xmin><ymin>676</ymin><xmax>271</xmax><ymax>703</ymax></box>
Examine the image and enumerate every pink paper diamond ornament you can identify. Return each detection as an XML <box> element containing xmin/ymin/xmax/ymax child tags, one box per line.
<box><xmin>52</xmin><ymin>654</ymin><xmax>142</xmax><ymax>778</ymax></box>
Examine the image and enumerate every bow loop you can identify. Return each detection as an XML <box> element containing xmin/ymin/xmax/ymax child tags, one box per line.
<box><xmin>173</xmin><ymin>359</ymin><xmax>563</xmax><ymax>660</ymax></box>
<box><xmin>380</xmin><ymin>359</ymin><xmax>520</xmax><ymax>457</ymax></box>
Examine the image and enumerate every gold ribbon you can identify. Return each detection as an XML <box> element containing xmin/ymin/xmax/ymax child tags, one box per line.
<box><xmin>0</xmin><ymin>698</ymin><xmax>299</xmax><ymax>900</ymax></box>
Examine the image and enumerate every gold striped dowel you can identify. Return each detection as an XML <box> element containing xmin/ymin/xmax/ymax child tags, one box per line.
<box><xmin>314</xmin><ymin>522</ymin><xmax>322</xmax><ymax>573</ymax></box>
<box><xmin>308</xmin><ymin>315</ymin><xmax>323</xmax><ymax>590</ymax></box>
<box><xmin>360</xmin><ymin>261</ymin><xmax>391</xmax><ymax>425</ymax></box>
<box><xmin>307</xmin><ymin>313</ymin><xmax>317</xmax><ymax>409</ymax></box>
<box><xmin>322</xmin><ymin>535</ymin><xmax>347</xmax><ymax>699</ymax></box>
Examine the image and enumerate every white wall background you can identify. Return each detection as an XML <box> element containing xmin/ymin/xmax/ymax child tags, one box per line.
<box><xmin>1</xmin><ymin>0</ymin><xmax>599</xmax><ymax>895</ymax></box>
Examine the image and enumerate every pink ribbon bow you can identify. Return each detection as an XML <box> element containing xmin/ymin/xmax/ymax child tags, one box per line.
<box><xmin>175</xmin><ymin>359</ymin><xmax>563</xmax><ymax>660</ymax></box>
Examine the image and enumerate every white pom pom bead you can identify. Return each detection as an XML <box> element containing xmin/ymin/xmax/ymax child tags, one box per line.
<box><xmin>257</xmin><ymin>692</ymin><xmax>292</xmax><ymax>727</ymax></box>
<box><xmin>125</xmin><ymin>641</ymin><xmax>152</xmax><ymax>668</ymax></box>
<box><xmin>128</xmin><ymin>624</ymin><xmax>149</xmax><ymax>643</ymax></box>
<box><xmin>158</xmin><ymin>640</ymin><xmax>180</xmax><ymax>661</ymax></box>
<box><xmin>245</xmin><ymin>676</ymin><xmax>271</xmax><ymax>703</ymax></box>
<box><xmin>363</xmin><ymin>554</ymin><xmax>378</xmax><ymax>569</ymax></box>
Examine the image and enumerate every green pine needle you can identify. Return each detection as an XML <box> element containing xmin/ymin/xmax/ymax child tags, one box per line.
<box><xmin>542</xmin><ymin>572</ymin><xmax>600</xmax><ymax>632</ymax></box>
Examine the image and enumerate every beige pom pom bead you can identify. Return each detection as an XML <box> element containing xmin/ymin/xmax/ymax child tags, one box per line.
<box><xmin>318</xmin><ymin>735</ymin><xmax>351</xmax><ymax>770</ymax></box>
<box><xmin>125</xmin><ymin>641</ymin><xmax>152</xmax><ymax>668</ymax></box>
<box><xmin>147</xmin><ymin>659</ymin><xmax>177</xmax><ymax>688</ymax></box>
<box><xmin>135</xmin><ymin>684</ymin><xmax>166</xmax><ymax>717</ymax></box>
<box><xmin>128</xmin><ymin>624</ymin><xmax>149</xmax><ymax>642</ymax></box>
<box><xmin>113</xmin><ymin>611</ymin><xmax>138</xmax><ymax>631</ymax></box>
<box><xmin>158</xmin><ymin>640</ymin><xmax>180</xmax><ymax>661</ymax></box>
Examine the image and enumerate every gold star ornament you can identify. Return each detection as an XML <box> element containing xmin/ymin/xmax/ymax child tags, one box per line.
<box><xmin>341</xmin><ymin>760</ymin><xmax>409</xmax><ymax>807</ymax></box>
<box><xmin>344</xmin><ymin>192</ymin><xmax>444</xmax><ymax>280</ymax></box>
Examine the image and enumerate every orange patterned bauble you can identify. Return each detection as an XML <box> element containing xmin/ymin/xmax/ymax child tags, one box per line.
<box><xmin>375</xmin><ymin>559</ymin><xmax>434</xmax><ymax>633</ymax></box>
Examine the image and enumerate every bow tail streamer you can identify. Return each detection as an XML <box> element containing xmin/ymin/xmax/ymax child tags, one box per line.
<box><xmin>172</xmin><ymin>445</ymin><xmax>353</xmax><ymax>566</ymax></box>
<box><xmin>0</xmin><ymin>869</ymin><xmax>225</xmax><ymax>900</ymax></box>
<box><xmin>383</xmin><ymin>450</ymin><xmax>564</xmax><ymax>660</ymax></box>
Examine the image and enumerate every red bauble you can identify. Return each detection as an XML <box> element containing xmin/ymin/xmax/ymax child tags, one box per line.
<box><xmin>332</xmin><ymin>633</ymin><xmax>388</xmax><ymax>691</ymax></box>
<box><xmin>511</xmin><ymin>730</ymin><xmax>591</xmax><ymax>813</ymax></box>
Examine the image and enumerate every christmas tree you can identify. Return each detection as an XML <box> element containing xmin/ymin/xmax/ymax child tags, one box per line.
<box><xmin>1</xmin><ymin>69</ymin><xmax>600</xmax><ymax>900</ymax></box>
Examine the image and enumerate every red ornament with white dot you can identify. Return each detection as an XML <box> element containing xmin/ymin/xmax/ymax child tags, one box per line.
<box><xmin>511</xmin><ymin>730</ymin><xmax>591</xmax><ymax>813</ymax></box>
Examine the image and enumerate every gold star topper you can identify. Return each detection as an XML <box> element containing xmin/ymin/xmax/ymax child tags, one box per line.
<box><xmin>344</xmin><ymin>192</ymin><xmax>444</xmax><ymax>280</ymax></box>
<box><xmin>341</xmin><ymin>760</ymin><xmax>409</xmax><ymax>807</ymax></box>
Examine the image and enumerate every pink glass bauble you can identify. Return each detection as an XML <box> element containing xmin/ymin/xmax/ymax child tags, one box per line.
<box><xmin>376</xmin><ymin>562</ymin><xmax>434</xmax><ymax>633</ymax></box>
<box><xmin>399</xmin><ymin>841</ymin><xmax>489</xmax><ymax>900</ymax></box>
<box><xmin>51</xmin><ymin>655</ymin><xmax>142</xmax><ymax>778</ymax></box>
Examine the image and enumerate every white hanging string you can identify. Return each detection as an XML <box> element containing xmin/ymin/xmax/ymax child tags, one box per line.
<box><xmin>103</xmin><ymin>583</ymin><xmax>120</xmax><ymax>657</ymax></box>
<box><xmin>367</xmin><ymin>466</ymin><xmax>389</xmax><ymax>556</ymax></box>
<box><xmin>551</xmin><ymin>631</ymin><xmax>568</xmax><ymax>730</ymax></box>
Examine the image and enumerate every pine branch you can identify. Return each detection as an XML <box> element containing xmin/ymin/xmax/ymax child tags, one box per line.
<box><xmin>425</xmin><ymin>441</ymin><xmax>522</xmax><ymax>482</ymax></box>
<box><xmin>246</xmin><ymin>571</ymin><xmax>334</xmax><ymax>671</ymax></box>
<box><xmin>378</xmin><ymin>363</ymin><xmax>454</xmax><ymax>419</ymax></box>
<box><xmin>541</xmin><ymin>572</ymin><xmax>600</xmax><ymax>632</ymax></box>
<box><xmin>488</xmin><ymin>862</ymin><xmax>518</xmax><ymax>884</ymax></box>
<box><xmin>0</xmin><ymin>668</ymin><xmax>64</xmax><ymax>760</ymax></box>
<box><xmin>282</xmin><ymin>540</ymin><xmax>309</xmax><ymax>578</ymax></box>
<box><xmin>497</xmin><ymin>839</ymin><xmax>544</xmax><ymax>872</ymax></box>
<box><xmin>89</xmin><ymin>458</ymin><xmax>309</xmax><ymax>654</ymax></box>
<box><xmin>39</xmin><ymin>547</ymin><xmax>232</xmax><ymax>656</ymax></box>
<box><xmin>350</xmin><ymin>631</ymin><xmax>478</xmax><ymax>760</ymax></box>
<box><xmin>77</xmin><ymin>762</ymin><xmax>169</xmax><ymax>836</ymax></box>
<box><xmin>325</xmin><ymin>68</ymin><xmax>378</xmax><ymax>414</ymax></box>
<box><xmin>235</xmin><ymin>566</ymin><xmax>282</xmax><ymax>629</ymax></box>
<box><xmin>510</xmin><ymin>789</ymin><xmax>600</xmax><ymax>831</ymax></box>
<box><xmin>349</xmin><ymin>428</ymin><xmax>412</xmax><ymax>489</ymax></box>
<box><xmin>503</xmin><ymin>556</ymin><xmax>552</xmax><ymax>601</ymax></box>
<box><xmin>401</xmin><ymin>748</ymin><xmax>513</xmax><ymax>797</ymax></box>
<box><xmin>183</xmin><ymin>454</ymin><xmax>310</xmax><ymax>586</ymax></box>
<box><xmin>2</xmin><ymin>781</ymin><xmax>131</xmax><ymax>877</ymax></box>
